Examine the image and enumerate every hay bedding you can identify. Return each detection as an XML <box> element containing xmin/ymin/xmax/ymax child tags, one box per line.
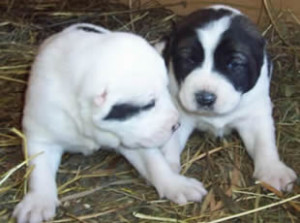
<box><xmin>0</xmin><ymin>0</ymin><xmax>299</xmax><ymax>222</ymax></box>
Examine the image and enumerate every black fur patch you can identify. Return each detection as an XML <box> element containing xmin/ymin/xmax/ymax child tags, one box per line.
<box><xmin>104</xmin><ymin>100</ymin><xmax>155</xmax><ymax>121</ymax></box>
<box><xmin>171</xmin><ymin>31</ymin><xmax>205</xmax><ymax>82</ymax></box>
<box><xmin>175</xmin><ymin>8</ymin><xmax>232</xmax><ymax>31</ymax></box>
<box><xmin>77</xmin><ymin>26</ymin><xmax>102</xmax><ymax>34</ymax></box>
<box><xmin>164</xmin><ymin>8</ymin><xmax>232</xmax><ymax>83</ymax></box>
<box><xmin>214</xmin><ymin>15</ymin><xmax>265</xmax><ymax>92</ymax></box>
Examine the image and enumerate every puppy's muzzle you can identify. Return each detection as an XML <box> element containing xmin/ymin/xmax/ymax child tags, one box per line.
<box><xmin>195</xmin><ymin>91</ymin><xmax>216</xmax><ymax>108</ymax></box>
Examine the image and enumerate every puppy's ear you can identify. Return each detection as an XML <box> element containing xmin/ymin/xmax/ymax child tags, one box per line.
<box><xmin>154</xmin><ymin>40</ymin><xmax>167</xmax><ymax>55</ymax></box>
<box><xmin>94</xmin><ymin>90</ymin><xmax>107</xmax><ymax>107</ymax></box>
<box><xmin>154</xmin><ymin>35</ymin><xmax>173</xmax><ymax>68</ymax></box>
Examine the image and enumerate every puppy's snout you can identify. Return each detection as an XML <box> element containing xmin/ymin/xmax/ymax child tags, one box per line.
<box><xmin>171</xmin><ymin>122</ymin><xmax>181</xmax><ymax>133</ymax></box>
<box><xmin>195</xmin><ymin>91</ymin><xmax>216</xmax><ymax>107</ymax></box>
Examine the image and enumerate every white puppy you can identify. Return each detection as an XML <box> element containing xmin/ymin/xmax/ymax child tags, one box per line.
<box><xmin>13</xmin><ymin>23</ymin><xmax>207</xmax><ymax>223</ymax></box>
<box><xmin>159</xmin><ymin>5</ymin><xmax>297</xmax><ymax>198</ymax></box>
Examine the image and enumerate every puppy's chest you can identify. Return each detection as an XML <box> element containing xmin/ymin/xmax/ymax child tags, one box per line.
<box><xmin>195</xmin><ymin>116</ymin><xmax>233</xmax><ymax>137</ymax></box>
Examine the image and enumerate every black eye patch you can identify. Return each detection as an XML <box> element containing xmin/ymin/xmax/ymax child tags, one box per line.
<box><xmin>213</xmin><ymin>15</ymin><xmax>265</xmax><ymax>93</ymax></box>
<box><xmin>172</xmin><ymin>34</ymin><xmax>204</xmax><ymax>83</ymax></box>
<box><xmin>77</xmin><ymin>26</ymin><xmax>102</xmax><ymax>34</ymax></box>
<box><xmin>103</xmin><ymin>100</ymin><xmax>155</xmax><ymax>121</ymax></box>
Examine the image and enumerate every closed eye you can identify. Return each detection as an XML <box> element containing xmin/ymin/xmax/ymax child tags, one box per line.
<box><xmin>227</xmin><ymin>53</ymin><xmax>248</xmax><ymax>72</ymax></box>
<box><xmin>141</xmin><ymin>99</ymin><xmax>155</xmax><ymax>110</ymax></box>
<box><xmin>103</xmin><ymin>100</ymin><xmax>156</xmax><ymax>121</ymax></box>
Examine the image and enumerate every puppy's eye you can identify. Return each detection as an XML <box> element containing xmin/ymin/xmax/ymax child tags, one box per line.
<box><xmin>227</xmin><ymin>54</ymin><xmax>247</xmax><ymax>72</ymax></box>
<box><xmin>142</xmin><ymin>99</ymin><xmax>156</xmax><ymax>110</ymax></box>
<box><xmin>178</xmin><ymin>49</ymin><xmax>194</xmax><ymax>63</ymax></box>
<box><xmin>185</xmin><ymin>58</ymin><xmax>196</xmax><ymax>65</ymax></box>
<box><xmin>227</xmin><ymin>60</ymin><xmax>245</xmax><ymax>70</ymax></box>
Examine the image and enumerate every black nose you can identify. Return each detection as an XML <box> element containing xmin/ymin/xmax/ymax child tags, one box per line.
<box><xmin>171</xmin><ymin>122</ymin><xmax>181</xmax><ymax>133</ymax></box>
<box><xmin>195</xmin><ymin>91</ymin><xmax>216</xmax><ymax>107</ymax></box>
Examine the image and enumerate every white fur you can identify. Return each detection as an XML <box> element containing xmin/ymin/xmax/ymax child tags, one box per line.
<box><xmin>14</xmin><ymin>23</ymin><xmax>206</xmax><ymax>223</ymax></box>
<box><xmin>159</xmin><ymin>5</ymin><xmax>297</xmax><ymax>195</ymax></box>
<box><xmin>208</xmin><ymin>4</ymin><xmax>242</xmax><ymax>15</ymax></box>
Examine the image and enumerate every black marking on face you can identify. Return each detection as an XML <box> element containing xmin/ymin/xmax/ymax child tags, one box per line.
<box><xmin>77</xmin><ymin>26</ymin><xmax>102</xmax><ymax>34</ymax></box>
<box><xmin>104</xmin><ymin>100</ymin><xmax>155</xmax><ymax>121</ymax></box>
<box><xmin>175</xmin><ymin>8</ymin><xmax>233</xmax><ymax>31</ymax></box>
<box><xmin>214</xmin><ymin>15</ymin><xmax>265</xmax><ymax>93</ymax></box>
<box><xmin>171</xmin><ymin>32</ymin><xmax>204</xmax><ymax>83</ymax></box>
<box><xmin>164</xmin><ymin>8</ymin><xmax>233</xmax><ymax>84</ymax></box>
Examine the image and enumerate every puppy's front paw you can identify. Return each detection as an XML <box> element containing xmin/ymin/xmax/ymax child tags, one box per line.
<box><xmin>155</xmin><ymin>174</ymin><xmax>207</xmax><ymax>205</ymax></box>
<box><xmin>254</xmin><ymin>160</ymin><xmax>297</xmax><ymax>191</ymax></box>
<box><xmin>13</xmin><ymin>192</ymin><xmax>59</xmax><ymax>223</ymax></box>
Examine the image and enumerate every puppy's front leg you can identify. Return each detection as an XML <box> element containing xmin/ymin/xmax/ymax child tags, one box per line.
<box><xmin>13</xmin><ymin>138</ymin><xmax>63</xmax><ymax>223</ymax></box>
<box><xmin>236</xmin><ymin>114</ymin><xmax>297</xmax><ymax>191</ymax></box>
<box><xmin>120</xmin><ymin>148</ymin><xmax>207</xmax><ymax>205</ymax></box>
<box><xmin>161</xmin><ymin>117</ymin><xmax>195</xmax><ymax>173</ymax></box>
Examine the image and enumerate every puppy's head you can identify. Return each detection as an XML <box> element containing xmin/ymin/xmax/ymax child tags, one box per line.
<box><xmin>88</xmin><ymin>32</ymin><xmax>179</xmax><ymax>149</ymax></box>
<box><xmin>163</xmin><ymin>5</ymin><xmax>270</xmax><ymax>115</ymax></box>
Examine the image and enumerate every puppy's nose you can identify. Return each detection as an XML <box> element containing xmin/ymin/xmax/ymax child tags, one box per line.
<box><xmin>171</xmin><ymin>122</ymin><xmax>181</xmax><ymax>133</ymax></box>
<box><xmin>195</xmin><ymin>91</ymin><xmax>216</xmax><ymax>107</ymax></box>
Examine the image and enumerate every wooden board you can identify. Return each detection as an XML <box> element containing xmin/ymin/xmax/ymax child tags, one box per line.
<box><xmin>121</xmin><ymin>0</ymin><xmax>300</xmax><ymax>23</ymax></box>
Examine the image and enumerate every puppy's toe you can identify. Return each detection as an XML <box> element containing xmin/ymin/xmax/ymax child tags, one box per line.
<box><xmin>13</xmin><ymin>192</ymin><xmax>58</xmax><ymax>223</ymax></box>
<box><xmin>156</xmin><ymin>174</ymin><xmax>207</xmax><ymax>205</ymax></box>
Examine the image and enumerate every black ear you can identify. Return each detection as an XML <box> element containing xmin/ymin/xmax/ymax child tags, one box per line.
<box><xmin>161</xmin><ymin>21</ymin><xmax>177</xmax><ymax>67</ymax></box>
<box><xmin>232</xmin><ymin>15</ymin><xmax>266</xmax><ymax>48</ymax></box>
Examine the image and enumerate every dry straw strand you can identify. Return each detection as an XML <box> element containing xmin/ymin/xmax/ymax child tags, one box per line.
<box><xmin>206</xmin><ymin>194</ymin><xmax>300</xmax><ymax>223</ymax></box>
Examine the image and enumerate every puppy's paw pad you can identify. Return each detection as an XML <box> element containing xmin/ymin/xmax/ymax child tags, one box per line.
<box><xmin>254</xmin><ymin>161</ymin><xmax>297</xmax><ymax>191</ymax></box>
<box><xmin>13</xmin><ymin>192</ymin><xmax>58</xmax><ymax>223</ymax></box>
<box><xmin>157</xmin><ymin>175</ymin><xmax>207</xmax><ymax>205</ymax></box>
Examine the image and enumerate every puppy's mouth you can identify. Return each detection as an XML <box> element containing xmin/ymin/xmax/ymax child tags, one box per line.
<box><xmin>195</xmin><ymin>107</ymin><xmax>218</xmax><ymax>116</ymax></box>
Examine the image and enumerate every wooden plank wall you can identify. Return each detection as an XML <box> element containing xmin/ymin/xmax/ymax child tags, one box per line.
<box><xmin>120</xmin><ymin>0</ymin><xmax>300</xmax><ymax>23</ymax></box>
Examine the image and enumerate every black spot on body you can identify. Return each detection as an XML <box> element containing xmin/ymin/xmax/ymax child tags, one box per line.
<box><xmin>104</xmin><ymin>100</ymin><xmax>155</xmax><ymax>121</ymax></box>
<box><xmin>214</xmin><ymin>15</ymin><xmax>266</xmax><ymax>93</ymax></box>
<box><xmin>77</xmin><ymin>26</ymin><xmax>102</xmax><ymax>34</ymax></box>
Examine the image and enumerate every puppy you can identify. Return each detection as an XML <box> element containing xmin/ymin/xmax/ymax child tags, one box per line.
<box><xmin>13</xmin><ymin>23</ymin><xmax>207</xmax><ymax>223</ymax></box>
<box><xmin>159</xmin><ymin>5</ymin><xmax>297</xmax><ymax>198</ymax></box>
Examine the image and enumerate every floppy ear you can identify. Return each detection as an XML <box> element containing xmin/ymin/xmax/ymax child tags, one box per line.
<box><xmin>154</xmin><ymin>35</ymin><xmax>173</xmax><ymax>68</ymax></box>
<box><xmin>155</xmin><ymin>19</ymin><xmax>176</xmax><ymax>65</ymax></box>
<box><xmin>154</xmin><ymin>40</ymin><xmax>167</xmax><ymax>55</ymax></box>
<box><xmin>94</xmin><ymin>90</ymin><xmax>107</xmax><ymax>107</ymax></box>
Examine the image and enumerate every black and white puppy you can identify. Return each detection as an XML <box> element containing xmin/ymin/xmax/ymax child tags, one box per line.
<box><xmin>159</xmin><ymin>5</ymin><xmax>297</xmax><ymax>198</ymax></box>
<box><xmin>13</xmin><ymin>23</ymin><xmax>207</xmax><ymax>223</ymax></box>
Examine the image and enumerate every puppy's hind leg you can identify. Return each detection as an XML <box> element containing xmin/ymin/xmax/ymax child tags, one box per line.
<box><xmin>236</xmin><ymin>114</ymin><xmax>297</xmax><ymax>191</ymax></box>
<box><xmin>120</xmin><ymin>148</ymin><xmax>207</xmax><ymax>205</ymax></box>
<box><xmin>13</xmin><ymin>138</ymin><xmax>63</xmax><ymax>223</ymax></box>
